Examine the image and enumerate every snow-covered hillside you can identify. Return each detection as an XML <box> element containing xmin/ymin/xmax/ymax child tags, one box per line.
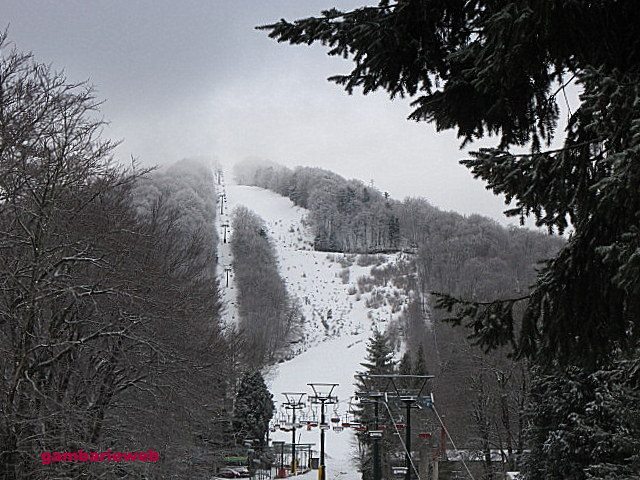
<box><xmin>217</xmin><ymin>168</ymin><xmax>415</xmax><ymax>479</ymax></box>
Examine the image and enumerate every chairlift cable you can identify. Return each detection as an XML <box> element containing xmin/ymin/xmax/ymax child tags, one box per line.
<box><xmin>432</xmin><ymin>405</ymin><xmax>475</xmax><ymax>480</ymax></box>
<box><xmin>381</xmin><ymin>399</ymin><xmax>421</xmax><ymax>480</ymax></box>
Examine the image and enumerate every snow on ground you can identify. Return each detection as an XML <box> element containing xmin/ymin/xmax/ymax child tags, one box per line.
<box><xmin>216</xmin><ymin>167</ymin><xmax>414</xmax><ymax>479</ymax></box>
<box><xmin>214</xmin><ymin>169</ymin><xmax>239</xmax><ymax>327</ymax></box>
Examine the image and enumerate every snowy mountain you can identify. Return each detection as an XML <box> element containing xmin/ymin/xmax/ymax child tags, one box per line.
<box><xmin>216</xmin><ymin>167</ymin><xmax>416</xmax><ymax>479</ymax></box>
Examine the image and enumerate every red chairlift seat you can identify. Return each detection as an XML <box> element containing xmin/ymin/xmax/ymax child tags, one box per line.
<box><xmin>418</xmin><ymin>432</ymin><xmax>432</xmax><ymax>439</ymax></box>
<box><xmin>395</xmin><ymin>423</ymin><xmax>406</xmax><ymax>430</ymax></box>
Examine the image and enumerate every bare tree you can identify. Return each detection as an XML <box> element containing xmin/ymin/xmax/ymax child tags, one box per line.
<box><xmin>0</xmin><ymin>35</ymin><xmax>229</xmax><ymax>479</ymax></box>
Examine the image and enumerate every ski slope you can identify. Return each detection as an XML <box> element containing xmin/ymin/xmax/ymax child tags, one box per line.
<box><xmin>217</xmin><ymin>167</ymin><xmax>414</xmax><ymax>480</ymax></box>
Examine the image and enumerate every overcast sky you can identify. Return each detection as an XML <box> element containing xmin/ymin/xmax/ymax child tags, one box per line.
<box><xmin>4</xmin><ymin>0</ymin><xmax>564</xmax><ymax>226</ymax></box>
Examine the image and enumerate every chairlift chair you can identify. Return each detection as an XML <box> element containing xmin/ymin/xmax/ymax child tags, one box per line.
<box><xmin>392</xmin><ymin>467</ymin><xmax>408</xmax><ymax>477</ymax></box>
<box><xmin>330</xmin><ymin>405</ymin><xmax>341</xmax><ymax>423</ymax></box>
<box><xmin>341</xmin><ymin>412</ymin><xmax>351</xmax><ymax>428</ymax></box>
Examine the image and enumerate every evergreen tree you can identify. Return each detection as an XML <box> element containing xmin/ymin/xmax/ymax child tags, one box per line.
<box><xmin>360</xmin><ymin>329</ymin><xmax>396</xmax><ymax>375</ymax></box>
<box><xmin>260</xmin><ymin>0</ymin><xmax>640</xmax><ymax>366</ymax></box>
<box><xmin>413</xmin><ymin>345</ymin><xmax>426</xmax><ymax>374</ymax></box>
<box><xmin>412</xmin><ymin>344</ymin><xmax>428</xmax><ymax>389</ymax></box>
<box><xmin>354</xmin><ymin>329</ymin><xmax>396</xmax><ymax>480</ymax></box>
<box><xmin>388</xmin><ymin>215</ymin><xmax>400</xmax><ymax>249</ymax></box>
<box><xmin>397</xmin><ymin>351</ymin><xmax>412</xmax><ymax>392</ymax></box>
<box><xmin>232</xmin><ymin>371</ymin><xmax>274</xmax><ymax>447</ymax></box>
<box><xmin>398</xmin><ymin>351</ymin><xmax>412</xmax><ymax>376</ymax></box>
<box><xmin>362</xmin><ymin>187</ymin><xmax>370</xmax><ymax>203</ymax></box>
<box><xmin>260</xmin><ymin>3</ymin><xmax>640</xmax><ymax>477</ymax></box>
<box><xmin>525</xmin><ymin>351</ymin><xmax>640</xmax><ymax>480</ymax></box>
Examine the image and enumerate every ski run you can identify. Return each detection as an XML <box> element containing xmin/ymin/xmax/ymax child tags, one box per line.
<box><xmin>216</xmin><ymin>167</ymin><xmax>416</xmax><ymax>480</ymax></box>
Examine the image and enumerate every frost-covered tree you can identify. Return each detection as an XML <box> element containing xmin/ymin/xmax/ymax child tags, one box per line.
<box><xmin>259</xmin><ymin>0</ymin><xmax>639</xmax><ymax>370</ymax></box>
<box><xmin>232</xmin><ymin>371</ymin><xmax>274</xmax><ymax>447</ymax></box>
<box><xmin>525</xmin><ymin>353</ymin><xmax>640</xmax><ymax>480</ymax></box>
<box><xmin>359</xmin><ymin>329</ymin><xmax>396</xmax><ymax>377</ymax></box>
<box><xmin>260</xmin><ymin>2</ymin><xmax>640</xmax><ymax>477</ymax></box>
<box><xmin>0</xmin><ymin>34</ymin><xmax>228</xmax><ymax>479</ymax></box>
<box><xmin>231</xmin><ymin>206</ymin><xmax>303</xmax><ymax>367</ymax></box>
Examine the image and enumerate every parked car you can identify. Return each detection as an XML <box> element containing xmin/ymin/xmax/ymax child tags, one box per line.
<box><xmin>215</xmin><ymin>467</ymin><xmax>250</xmax><ymax>478</ymax></box>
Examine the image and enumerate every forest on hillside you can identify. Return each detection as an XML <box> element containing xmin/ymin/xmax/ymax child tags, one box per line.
<box><xmin>230</xmin><ymin>206</ymin><xmax>304</xmax><ymax>367</ymax></box>
<box><xmin>0</xmin><ymin>38</ymin><xmax>244</xmax><ymax>479</ymax></box>
<box><xmin>233</xmin><ymin>160</ymin><xmax>562</xmax><ymax>308</ymax></box>
<box><xmin>258</xmin><ymin>2</ymin><xmax>640</xmax><ymax>478</ymax></box>
<box><xmin>234</xmin><ymin>160</ymin><xmax>400</xmax><ymax>253</ymax></box>
<box><xmin>234</xmin><ymin>158</ymin><xmax>565</xmax><ymax>475</ymax></box>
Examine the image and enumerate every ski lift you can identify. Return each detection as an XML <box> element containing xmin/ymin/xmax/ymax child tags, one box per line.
<box><xmin>333</xmin><ymin>425</ymin><xmax>343</xmax><ymax>433</ymax></box>
<box><xmin>305</xmin><ymin>405</ymin><xmax>319</xmax><ymax>429</ymax></box>
<box><xmin>418</xmin><ymin>432</ymin><xmax>432</xmax><ymax>439</ymax></box>
<box><xmin>331</xmin><ymin>405</ymin><xmax>341</xmax><ymax>423</ymax></box>
<box><xmin>392</xmin><ymin>467</ymin><xmax>408</xmax><ymax>477</ymax></box>
<box><xmin>319</xmin><ymin>423</ymin><xmax>331</xmax><ymax>431</ymax></box>
<box><xmin>395</xmin><ymin>423</ymin><xmax>406</xmax><ymax>430</ymax></box>
<box><xmin>281</xmin><ymin>413</ymin><xmax>294</xmax><ymax>431</ymax></box>
<box><xmin>277</xmin><ymin>409</ymin><xmax>288</xmax><ymax>429</ymax></box>
<box><xmin>307</xmin><ymin>411</ymin><xmax>319</xmax><ymax>429</ymax></box>
<box><xmin>341</xmin><ymin>412</ymin><xmax>351</xmax><ymax>428</ymax></box>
